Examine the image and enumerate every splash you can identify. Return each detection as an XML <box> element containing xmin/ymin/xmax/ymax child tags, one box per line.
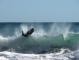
<box><xmin>32</xmin><ymin>27</ymin><xmax>47</xmax><ymax>38</ymax></box>
<box><xmin>49</xmin><ymin>23</ymin><xmax>71</xmax><ymax>39</ymax></box>
<box><xmin>63</xmin><ymin>25</ymin><xmax>71</xmax><ymax>39</ymax></box>
<box><xmin>20</xmin><ymin>23</ymin><xmax>72</xmax><ymax>39</ymax></box>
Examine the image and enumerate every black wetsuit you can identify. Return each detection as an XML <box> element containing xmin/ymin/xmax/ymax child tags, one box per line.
<box><xmin>22</xmin><ymin>28</ymin><xmax>34</xmax><ymax>37</ymax></box>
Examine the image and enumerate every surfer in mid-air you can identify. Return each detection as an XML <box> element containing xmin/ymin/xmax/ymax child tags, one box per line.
<box><xmin>22</xmin><ymin>28</ymin><xmax>34</xmax><ymax>37</ymax></box>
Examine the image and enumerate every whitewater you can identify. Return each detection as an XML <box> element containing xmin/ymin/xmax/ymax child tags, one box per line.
<box><xmin>0</xmin><ymin>23</ymin><xmax>79</xmax><ymax>60</ymax></box>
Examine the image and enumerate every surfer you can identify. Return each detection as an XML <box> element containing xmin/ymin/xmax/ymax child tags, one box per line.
<box><xmin>22</xmin><ymin>28</ymin><xmax>34</xmax><ymax>37</ymax></box>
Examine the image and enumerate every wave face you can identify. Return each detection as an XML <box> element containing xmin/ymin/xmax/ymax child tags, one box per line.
<box><xmin>0</xmin><ymin>23</ymin><xmax>79</xmax><ymax>53</ymax></box>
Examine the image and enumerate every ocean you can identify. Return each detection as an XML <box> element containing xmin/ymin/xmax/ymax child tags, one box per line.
<box><xmin>0</xmin><ymin>22</ymin><xmax>79</xmax><ymax>60</ymax></box>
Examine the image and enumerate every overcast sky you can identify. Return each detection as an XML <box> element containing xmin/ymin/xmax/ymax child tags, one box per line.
<box><xmin>0</xmin><ymin>0</ymin><xmax>79</xmax><ymax>22</ymax></box>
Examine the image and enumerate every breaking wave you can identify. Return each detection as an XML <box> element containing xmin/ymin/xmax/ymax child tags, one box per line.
<box><xmin>0</xmin><ymin>23</ymin><xmax>79</xmax><ymax>53</ymax></box>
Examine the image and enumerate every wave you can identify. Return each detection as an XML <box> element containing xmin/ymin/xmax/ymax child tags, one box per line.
<box><xmin>0</xmin><ymin>23</ymin><xmax>79</xmax><ymax>53</ymax></box>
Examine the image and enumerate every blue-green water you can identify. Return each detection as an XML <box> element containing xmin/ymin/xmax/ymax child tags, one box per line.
<box><xmin>0</xmin><ymin>23</ymin><xmax>79</xmax><ymax>54</ymax></box>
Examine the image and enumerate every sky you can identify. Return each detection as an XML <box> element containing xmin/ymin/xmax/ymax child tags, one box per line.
<box><xmin>0</xmin><ymin>0</ymin><xmax>79</xmax><ymax>22</ymax></box>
